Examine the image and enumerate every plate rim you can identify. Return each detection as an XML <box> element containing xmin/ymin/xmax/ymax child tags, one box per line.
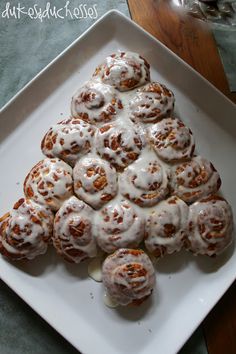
<box><xmin>1</xmin><ymin>9</ymin><xmax>235</xmax><ymax>114</ymax></box>
<box><xmin>0</xmin><ymin>9</ymin><xmax>235</xmax><ymax>354</ymax></box>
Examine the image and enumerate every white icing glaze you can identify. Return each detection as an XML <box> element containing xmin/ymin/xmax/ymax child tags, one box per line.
<box><xmin>148</xmin><ymin>117</ymin><xmax>195</xmax><ymax>162</ymax></box>
<box><xmin>129</xmin><ymin>82</ymin><xmax>175</xmax><ymax>123</ymax></box>
<box><xmin>95</xmin><ymin>121</ymin><xmax>145</xmax><ymax>171</ymax></box>
<box><xmin>145</xmin><ymin>196</ymin><xmax>189</xmax><ymax>257</ymax></box>
<box><xmin>94</xmin><ymin>199</ymin><xmax>145</xmax><ymax>253</ymax></box>
<box><xmin>187</xmin><ymin>196</ymin><xmax>234</xmax><ymax>256</ymax></box>
<box><xmin>24</xmin><ymin>158</ymin><xmax>73</xmax><ymax>211</ymax></box>
<box><xmin>102</xmin><ymin>248</ymin><xmax>155</xmax><ymax>306</ymax></box>
<box><xmin>2</xmin><ymin>50</ymin><xmax>232</xmax><ymax>268</ymax></box>
<box><xmin>53</xmin><ymin>196</ymin><xmax>97</xmax><ymax>263</ymax></box>
<box><xmin>88</xmin><ymin>257</ymin><xmax>103</xmax><ymax>282</ymax></box>
<box><xmin>0</xmin><ymin>198</ymin><xmax>53</xmax><ymax>261</ymax></box>
<box><xmin>73</xmin><ymin>156</ymin><xmax>118</xmax><ymax>209</ymax></box>
<box><xmin>93</xmin><ymin>51</ymin><xmax>150</xmax><ymax>91</ymax></box>
<box><xmin>170</xmin><ymin>156</ymin><xmax>221</xmax><ymax>204</ymax></box>
<box><xmin>103</xmin><ymin>293</ymin><xmax>119</xmax><ymax>308</ymax></box>
<box><xmin>41</xmin><ymin>118</ymin><xmax>96</xmax><ymax>167</ymax></box>
<box><xmin>119</xmin><ymin>156</ymin><xmax>170</xmax><ymax>207</ymax></box>
<box><xmin>71</xmin><ymin>80</ymin><xmax>123</xmax><ymax>125</ymax></box>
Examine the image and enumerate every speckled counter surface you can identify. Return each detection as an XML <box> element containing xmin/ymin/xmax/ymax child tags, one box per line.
<box><xmin>213</xmin><ymin>26</ymin><xmax>236</xmax><ymax>92</ymax></box>
<box><xmin>0</xmin><ymin>1</ymin><xmax>208</xmax><ymax>353</ymax></box>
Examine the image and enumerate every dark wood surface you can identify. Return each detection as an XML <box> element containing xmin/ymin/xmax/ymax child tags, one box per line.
<box><xmin>128</xmin><ymin>0</ymin><xmax>236</xmax><ymax>104</ymax></box>
<box><xmin>128</xmin><ymin>0</ymin><xmax>236</xmax><ymax>353</ymax></box>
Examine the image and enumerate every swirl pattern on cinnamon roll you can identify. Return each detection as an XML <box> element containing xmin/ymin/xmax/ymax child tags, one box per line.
<box><xmin>129</xmin><ymin>82</ymin><xmax>175</xmax><ymax>123</ymax></box>
<box><xmin>102</xmin><ymin>248</ymin><xmax>155</xmax><ymax>306</ymax></box>
<box><xmin>93</xmin><ymin>51</ymin><xmax>150</xmax><ymax>91</ymax></box>
<box><xmin>41</xmin><ymin>118</ymin><xmax>96</xmax><ymax>167</ymax></box>
<box><xmin>95</xmin><ymin>123</ymin><xmax>144</xmax><ymax>171</ymax></box>
<box><xmin>0</xmin><ymin>198</ymin><xmax>53</xmax><ymax>261</ymax></box>
<box><xmin>145</xmin><ymin>196</ymin><xmax>189</xmax><ymax>257</ymax></box>
<box><xmin>24</xmin><ymin>158</ymin><xmax>73</xmax><ymax>211</ymax></box>
<box><xmin>94</xmin><ymin>200</ymin><xmax>145</xmax><ymax>253</ymax></box>
<box><xmin>148</xmin><ymin>118</ymin><xmax>195</xmax><ymax>162</ymax></box>
<box><xmin>53</xmin><ymin>196</ymin><xmax>97</xmax><ymax>263</ymax></box>
<box><xmin>71</xmin><ymin>81</ymin><xmax>123</xmax><ymax>125</ymax></box>
<box><xmin>119</xmin><ymin>158</ymin><xmax>169</xmax><ymax>207</ymax></box>
<box><xmin>187</xmin><ymin>195</ymin><xmax>234</xmax><ymax>256</ymax></box>
<box><xmin>73</xmin><ymin>157</ymin><xmax>118</xmax><ymax>209</ymax></box>
<box><xmin>170</xmin><ymin>156</ymin><xmax>221</xmax><ymax>204</ymax></box>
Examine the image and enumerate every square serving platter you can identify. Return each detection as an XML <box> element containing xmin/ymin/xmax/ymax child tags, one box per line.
<box><xmin>0</xmin><ymin>10</ymin><xmax>236</xmax><ymax>354</ymax></box>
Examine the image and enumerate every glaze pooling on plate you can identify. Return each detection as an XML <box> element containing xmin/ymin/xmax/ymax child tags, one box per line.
<box><xmin>71</xmin><ymin>80</ymin><xmax>124</xmax><ymax>124</ymax></box>
<box><xmin>145</xmin><ymin>196</ymin><xmax>189</xmax><ymax>257</ymax></box>
<box><xmin>93</xmin><ymin>51</ymin><xmax>150</xmax><ymax>91</ymax></box>
<box><xmin>129</xmin><ymin>82</ymin><xmax>175</xmax><ymax>123</ymax></box>
<box><xmin>53</xmin><ymin>196</ymin><xmax>97</xmax><ymax>263</ymax></box>
<box><xmin>148</xmin><ymin>117</ymin><xmax>195</xmax><ymax>162</ymax></box>
<box><xmin>119</xmin><ymin>156</ymin><xmax>170</xmax><ymax>207</ymax></box>
<box><xmin>94</xmin><ymin>199</ymin><xmax>145</xmax><ymax>253</ymax></box>
<box><xmin>0</xmin><ymin>49</ymin><xmax>234</xmax><ymax>313</ymax></box>
<box><xmin>187</xmin><ymin>195</ymin><xmax>234</xmax><ymax>256</ymax></box>
<box><xmin>41</xmin><ymin>118</ymin><xmax>96</xmax><ymax>167</ymax></box>
<box><xmin>88</xmin><ymin>256</ymin><xmax>104</xmax><ymax>282</ymax></box>
<box><xmin>170</xmin><ymin>155</ymin><xmax>221</xmax><ymax>204</ymax></box>
<box><xmin>24</xmin><ymin>158</ymin><xmax>74</xmax><ymax>211</ymax></box>
<box><xmin>102</xmin><ymin>248</ymin><xmax>155</xmax><ymax>306</ymax></box>
<box><xmin>0</xmin><ymin>198</ymin><xmax>53</xmax><ymax>260</ymax></box>
<box><xmin>73</xmin><ymin>156</ymin><xmax>118</xmax><ymax>209</ymax></box>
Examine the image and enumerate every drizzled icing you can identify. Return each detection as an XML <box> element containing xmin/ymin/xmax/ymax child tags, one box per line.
<box><xmin>0</xmin><ymin>47</ymin><xmax>233</xmax><ymax>323</ymax></box>
<box><xmin>129</xmin><ymin>82</ymin><xmax>175</xmax><ymax>123</ymax></box>
<box><xmin>94</xmin><ymin>199</ymin><xmax>145</xmax><ymax>253</ymax></box>
<box><xmin>148</xmin><ymin>117</ymin><xmax>195</xmax><ymax>162</ymax></box>
<box><xmin>145</xmin><ymin>196</ymin><xmax>189</xmax><ymax>257</ymax></box>
<box><xmin>170</xmin><ymin>156</ymin><xmax>221</xmax><ymax>204</ymax></box>
<box><xmin>73</xmin><ymin>156</ymin><xmax>118</xmax><ymax>209</ymax></box>
<box><xmin>119</xmin><ymin>157</ymin><xmax>170</xmax><ymax>207</ymax></box>
<box><xmin>0</xmin><ymin>198</ymin><xmax>53</xmax><ymax>261</ymax></box>
<box><xmin>41</xmin><ymin>118</ymin><xmax>96</xmax><ymax>167</ymax></box>
<box><xmin>53</xmin><ymin>196</ymin><xmax>97</xmax><ymax>263</ymax></box>
<box><xmin>95</xmin><ymin>122</ymin><xmax>145</xmax><ymax>171</ymax></box>
<box><xmin>102</xmin><ymin>248</ymin><xmax>155</xmax><ymax>306</ymax></box>
<box><xmin>93</xmin><ymin>51</ymin><xmax>150</xmax><ymax>91</ymax></box>
<box><xmin>71</xmin><ymin>80</ymin><xmax>123</xmax><ymax>125</ymax></box>
<box><xmin>187</xmin><ymin>196</ymin><xmax>234</xmax><ymax>256</ymax></box>
<box><xmin>24</xmin><ymin>158</ymin><xmax>73</xmax><ymax>211</ymax></box>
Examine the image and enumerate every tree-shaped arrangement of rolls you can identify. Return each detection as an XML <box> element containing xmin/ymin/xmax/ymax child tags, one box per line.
<box><xmin>0</xmin><ymin>51</ymin><xmax>234</xmax><ymax>307</ymax></box>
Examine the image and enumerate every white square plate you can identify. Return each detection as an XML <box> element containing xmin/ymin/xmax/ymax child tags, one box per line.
<box><xmin>0</xmin><ymin>10</ymin><xmax>236</xmax><ymax>354</ymax></box>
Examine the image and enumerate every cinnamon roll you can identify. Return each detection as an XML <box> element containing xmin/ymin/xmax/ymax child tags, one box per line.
<box><xmin>119</xmin><ymin>158</ymin><xmax>169</xmax><ymax>207</ymax></box>
<box><xmin>41</xmin><ymin>118</ymin><xmax>95</xmax><ymax>167</ymax></box>
<box><xmin>94</xmin><ymin>200</ymin><xmax>144</xmax><ymax>253</ymax></box>
<box><xmin>53</xmin><ymin>196</ymin><xmax>97</xmax><ymax>263</ymax></box>
<box><xmin>24</xmin><ymin>158</ymin><xmax>73</xmax><ymax>211</ymax></box>
<box><xmin>129</xmin><ymin>82</ymin><xmax>175</xmax><ymax>123</ymax></box>
<box><xmin>187</xmin><ymin>195</ymin><xmax>234</xmax><ymax>256</ymax></box>
<box><xmin>71</xmin><ymin>80</ymin><xmax>123</xmax><ymax>124</ymax></box>
<box><xmin>93</xmin><ymin>51</ymin><xmax>150</xmax><ymax>91</ymax></box>
<box><xmin>102</xmin><ymin>248</ymin><xmax>155</xmax><ymax>306</ymax></box>
<box><xmin>0</xmin><ymin>198</ymin><xmax>53</xmax><ymax>261</ymax></box>
<box><xmin>148</xmin><ymin>117</ymin><xmax>195</xmax><ymax>162</ymax></box>
<box><xmin>145</xmin><ymin>196</ymin><xmax>189</xmax><ymax>257</ymax></box>
<box><xmin>73</xmin><ymin>156</ymin><xmax>118</xmax><ymax>209</ymax></box>
<box><xmin>95</xmin><ymin>122</ymin><xmax>144</xmax><ymax>171</ymax></box>
<box><xmin>170</xmin><ymin>156</ymin><xmax>221</xmax><ymax>204</ymax></box>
